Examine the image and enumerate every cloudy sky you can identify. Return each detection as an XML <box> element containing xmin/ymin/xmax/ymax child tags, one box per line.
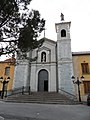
<box><xmin>0</xmin><ymin>0</ymin><xmax>90</xmax><ymax>60</ymax></box>
<box><xmin>30</xmin><ymin>0</ymin><xmax>90</xmax><ymax>52</ymax></box>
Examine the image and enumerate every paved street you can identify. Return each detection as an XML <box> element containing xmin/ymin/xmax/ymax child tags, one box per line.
<box><xmin>0</xmin><ymin>101</ymin><xmax>90</xmax><ymax>120</ymax></box>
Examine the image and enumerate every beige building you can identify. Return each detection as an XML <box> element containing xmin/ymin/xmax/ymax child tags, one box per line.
<box><xmin>0</xmin><ymin>58</ymin><xmax>15</xmax><ymax>95</ymax></box>
<box><xmin>72</xmin><ymin>52</ymin><xmax>90</xmax><ymax>100</ymax></box>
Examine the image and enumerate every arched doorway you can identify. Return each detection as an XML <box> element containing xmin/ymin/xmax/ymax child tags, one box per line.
<box><xmin>38</xmin><ymin>69</ymin><xmax>48</xmax><ymax>92</ymax></box>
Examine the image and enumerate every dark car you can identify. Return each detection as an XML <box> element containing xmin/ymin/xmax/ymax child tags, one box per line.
<box><xmin>87</xmin><ymin>94</ymin><xmax>90</xmax><ymax>106</ymax></box>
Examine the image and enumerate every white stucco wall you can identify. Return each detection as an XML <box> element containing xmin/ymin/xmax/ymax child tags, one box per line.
<box><xmin>30</xmin><ymin>64</ymin><xmax>37</xmax><ymax>91</ymax></box>
<box><xmin>13</xmin><ymin>60</ymin><xmax>30</xmax><ymax>89</ymax></box>
<box><xmin>56</xmin><ymin>22</ymin><xmax>74</xmax><ymax>94</ymax></box>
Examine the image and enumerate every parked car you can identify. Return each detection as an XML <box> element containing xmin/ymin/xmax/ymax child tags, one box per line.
<box><xmin>87</xmin><ymin>94</ymin><xmax>90</xmax><ymax>106</ymax></box>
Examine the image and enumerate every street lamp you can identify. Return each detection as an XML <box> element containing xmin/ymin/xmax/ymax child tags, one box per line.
<box><xmin>71</xmin><ymin>76</ymin><xmax>84</xmax><ymax>102</ymax></box>
<box><xmin>0</xmin><ymin>77</ymin><xmax>10</xmax><ymax>99</ymax></box>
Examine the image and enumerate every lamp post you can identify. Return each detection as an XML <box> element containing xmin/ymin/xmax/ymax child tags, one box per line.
<box><xmin>0</xmin><ymin>77</ymin><xmax>10</xmax><ymax>99</ymax></box>
<box><xmin>71</xmin><ymin>76</ymin><xmax>84</xmax><ymax>102</ymax></box>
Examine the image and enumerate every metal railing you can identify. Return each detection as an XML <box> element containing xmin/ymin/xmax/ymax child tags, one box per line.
<box><xmin>58</xmin><ymin>88</ymin><xmax>77</xmax><ymax>101</ymax></box>
<box><xmin>7</xmin><ymin>86</ymin><xmax>31</xmax><ymax>96</ymax></box>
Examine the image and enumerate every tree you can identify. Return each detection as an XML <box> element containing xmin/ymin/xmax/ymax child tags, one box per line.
<box><xmin>18</xmin><ymin>10</ymin><xmax>45</xmax><ymax>52</ymax></box>
<box><xmin>0</xmin><ymin>0</ymin><xmax>45</xmax><ymax>57</ymax></box>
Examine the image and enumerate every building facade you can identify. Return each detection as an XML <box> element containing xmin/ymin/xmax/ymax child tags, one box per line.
<box><xmin>72</xmin><ymin>52</ymin><xmax>90</xmax><ymax>100</ymax></box>
<box><xmin>13</xmin><ymin>19</ymin><xmax>74</xmax><ymax>95</ymax></box>
<box><xmin>0</xmin><ymin>58</ymin><xmax>15</xmax><ymax>95</ymax></box>
<box><xmin>13</xmin><ymin>17</ymin><xmax>90</xmax><ymax>101</ymax></box>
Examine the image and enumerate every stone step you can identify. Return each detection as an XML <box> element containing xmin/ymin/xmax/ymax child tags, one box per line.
<box><xmin>4</xmin><ymin>100</ymin><xmax>77</xmax><ymax>105</ymax></box>
<box><xmin>3</xmin><ymin>92</ymin><xmax>78</xmax><ymax>105</ymax></box>
<box><xmin>7</xmin><ymin>95</ymin><xmax>69</xmax><ymax>100</ymax></box>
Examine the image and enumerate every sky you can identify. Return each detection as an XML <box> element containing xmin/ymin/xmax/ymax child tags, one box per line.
<box><xmin>30</xmin><ymin>0</ymin><xmax>90</xmax><ymax>52</ymax></box>
<box><xmin>0</xmin><ymin>0</ymin><xmax>90</xmax><ymax>61</ymax></box>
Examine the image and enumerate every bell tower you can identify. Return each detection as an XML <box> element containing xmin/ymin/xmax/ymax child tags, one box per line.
<box><xmin>55</xmin><ymin>13</ymin><xmax>74</xmax><ymax>94</ymax></box>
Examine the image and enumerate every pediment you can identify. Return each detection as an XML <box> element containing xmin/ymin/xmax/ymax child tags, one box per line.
<box><xmin>38</xmin><ymin>46</ymin><xmax>51</xmax><ymax>52</ymax></box>
<box><xmin>40</xmin><ymin>37</ymin><xmax>56</xmax><ymax>44</ymax></box>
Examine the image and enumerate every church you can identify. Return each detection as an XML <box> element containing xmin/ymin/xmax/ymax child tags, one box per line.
<box><xmin>13</xmin><ymin>14</ymin><xmax>74</xmax><ymax>95</ymax></box>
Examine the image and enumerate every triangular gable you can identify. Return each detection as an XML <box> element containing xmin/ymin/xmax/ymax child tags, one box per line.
<box><xmin>38</xmin><ymin>46</ymin><xmax>51</xmax><ymax>52</ymax></box>
<box><xmin>40</xmin><ymin>37</ymin><xmax>56</xmax><ymax>45</ymax></box>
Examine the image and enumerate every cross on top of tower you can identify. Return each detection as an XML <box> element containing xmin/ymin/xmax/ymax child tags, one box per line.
<box><xmin>44</xmin><ymin>27</ymin><xmax>47</xmax><ymax>38</ymax></box>
<box><xmin>44</xmin><ymin>28</ymin><xmax>45</xmax><ymax>38</ymax></box>
<box><xmin>60</xmin><ymin>13</ymin><xmax>64</xmax><ymax>21</ymax></box>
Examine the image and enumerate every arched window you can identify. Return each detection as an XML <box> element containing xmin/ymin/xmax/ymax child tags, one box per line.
<box><xmin>41</xmin><ymin>52</ymin><xmax>46</xmax><ymax>62</ymax></box>
<box><xmin>61</xmin><ymin>29</ymin><xmax>66</xmax><ymax>37</ymax></box>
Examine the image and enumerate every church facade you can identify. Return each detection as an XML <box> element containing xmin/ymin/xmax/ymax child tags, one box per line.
<box><xmin>13</xmin><ymin>19</ymin><xmax>74</xmax><ymax>94</ymax></box>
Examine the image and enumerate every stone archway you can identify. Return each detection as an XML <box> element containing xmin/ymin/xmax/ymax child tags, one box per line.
<box><xmin>38</xmin><ymin>69</ymin><xmax>48</xmax><ymax>92</ymax></box>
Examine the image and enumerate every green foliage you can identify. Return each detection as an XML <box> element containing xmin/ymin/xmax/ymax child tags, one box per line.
<box><xmin>18</xmin><ymin>10</ymin><xmax>45</xmax><ymax>52</ymax></box>
<box><xmin>0</xmin><ymin>0</ymin><xmax>45</xmax><ymax>56</ymax></box>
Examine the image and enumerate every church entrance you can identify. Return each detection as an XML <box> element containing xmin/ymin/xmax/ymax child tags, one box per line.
<box><xmin>38</xmin><ymin>69</ymin><xmax>48</xmax><ymax>92</ymax></box>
